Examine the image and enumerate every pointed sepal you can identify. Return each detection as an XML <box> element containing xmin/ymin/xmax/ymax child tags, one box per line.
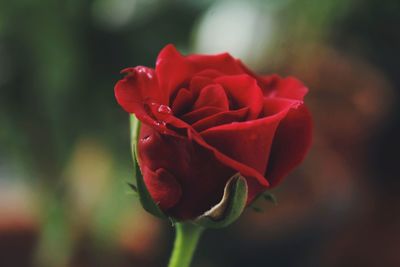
<box><xmin>194</xmin><ymin>173</ymin><xmax>248</xmax><ymax>228</ymax></box>
<box><xmin>263</xmin><ymin>192</ymin><xmax>277</xmax><ymax>205</ymax></box>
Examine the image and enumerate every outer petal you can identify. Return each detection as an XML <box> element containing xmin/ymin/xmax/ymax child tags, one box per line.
<box><xmin>141</xmin><ymin>167</ymin><xmax>182</xmax><ymax>210</ymax></box>
<box><xmin>263</xmin><ymin>97</ymin><xmax>303</xmax><ymax>116</ymax></box>
<box><xmin>138</xmin><ymin>123</ymin><xmax>236</xmax><ymax>220</ymax></box>
<box><xmin>199</xmin><ymin>98</ymin><xmax>305</xmax><ymax>199</ymax></box>
<box><xmin>200</xmin><ymin>107</ymin><xmax>287</xmax><ymax>183</ymax></box>
<box><xmin>115</xmin><ymin>67</ymin><xmax>159</xmax><ymax>112</ymax></box>
<box><xmin>260</xmin><ymin>75</ymin><xmax>308</xmax><ymax>101</ymax></box>
<box><xmin>265</xmin><ymin>104</ymin><xmax>313</xmax><ymax>186</ymax></box>
<box><xmin>114</xmin><ymin>66</ymin><xmax>167</xmax><ymax>127</ymax></box>
<box><xmin>138</xmin><ymin>110</ymin><xmax>272</xmax><ymax>211</ymax></box>
<box><xmin>237</xmin><ymin>60</ymin><xmax>307</xmax><ymax>101</ymax></box>
<box><xmin>201</xmin><ymin>119</ymin><xmax>275</xmax><ymax>177</ymax></box>
<box><xmin>187</xmin><ymin>53</ymin><xmax>245</xmax><ymax>75</ymax></box>
<box><xmin>163</xmin><ymin>113</ymin><xmax>271</xmax><ymax>188</ymax></box>
<box><xmin>156</xmin><ymin>44</ymin><xmax>195</xmax><ymax>98</ymax></box>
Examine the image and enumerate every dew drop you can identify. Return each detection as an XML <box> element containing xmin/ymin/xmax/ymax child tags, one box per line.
<box><xmin>154</xmin><ymin>121</ymin><xmax>167</xmax><ymax>127</ymax></box>
<box><xmin>136</xmin><ymin>66</ymin><xmax>153</xmax><ymax>79</ymax></box>
<box><xmin>157</xmin><ymin>104</ymin><xmax>172</xmax><ymax>114</ymax></box>
<box><xmin>140</xmin><ymin>135</ymin><xmax>152</xmax><ymax>143</ymax></box>
<box><xmin>136</xmin><ymin>66</ymin><xmax>146</xmax><ymax>73</ymax></box>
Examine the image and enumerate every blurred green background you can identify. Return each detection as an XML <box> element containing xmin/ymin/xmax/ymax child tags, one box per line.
<box><xmin>1</xmin><ymin>0</ymin><xmax>400</xmax><ymax>266</ymax></box>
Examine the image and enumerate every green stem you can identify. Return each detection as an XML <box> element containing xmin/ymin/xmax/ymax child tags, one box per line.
<box><xmin>168</xmin><ymin>223</ymin><xmax>204</xmax><ymax>267</ymax></box>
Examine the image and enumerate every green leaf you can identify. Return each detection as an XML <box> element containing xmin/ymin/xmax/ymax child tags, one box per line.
<box><xmin>194</xmin><ymin>173</ymin><xmax>248</xmax><ymax>228</ymax></box>
<box><xmin>130</xmin><ymin>114</ymin><xmax>166</xmax><ymax>219</ymax></box>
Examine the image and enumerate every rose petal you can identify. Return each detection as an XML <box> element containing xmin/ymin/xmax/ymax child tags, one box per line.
<box><xmin>169</xmin><ymin>141</ymin><xmax>237</xmax><ymax>220</ymax></box>
<box><xmin>138</xmin><ymin>124</ymin><xmax>235</xmax><ymax>219</ymax></box>
<box><xmin>141</xmin><ymin>99</ymin><xmax>283</xmax><ymax>201</ymax></box>
<box><xmin>261</xmin><ymin>75</ymin><xmax>308</xmax><ymax>101</ymax></box>
<box><xmin>157</xmin><ymin>113</ymin><xmax>273</xmax><ymax>188</ymax></box>
<box><xmin>114</xmin><ymin>66</ymin><xmax>168</xmax><ymax>127</ymax></box>
<box><xmin>188</xmin><ymin>75</ymin><xmax>214</xmax><ymax>95</ymax></box>
<box><xmin>141</xmin><ymin>167</ymin><xmax>182</xmax><ymax>210</ymax></box>
<box><xmin>215</xmin><ymin>74</ymin><xmax>264</xmax><ymax>119</ymax></box>
<box><xmin>263</xmin><ymin>97</ymin><xmax>303</xmax><ymax>117</ymax></box>
<box><xmin>189</xmin><ymin>129</ymin><xmax>270</xmax><ymax>202</ymax></box>
<box><xmin>196</xmin><ymin>100</ymin><xmax>308</xmax><ymax>202</ymax></box>
<box><xmin>156</xmin><ymin>44</ymin><xmax>194</xmax><ymax>97</ymax></box>
<box><xmin>237</xmin><ymin>60</ymin><xmax>308</xmax><ymax>101</ymax></box>
<box><xmin>200</xmin><ymin>107</ymin><xmax>289</xmax><ymax>179</ymax></box>
<box><xmin>181</xmin><ymin>106</ymin><xmax>224</xmax><ymax>124</ymax></box>
<box><xmin>193</xmin><ymin>84</ymin><xmax>229</xmax><ymax>111</ymax></box>
<box><xmin>115</xmin><ymin>67</ymin><xmax>160</xmax><ymax>111</ymax></box>
<box><xmin>156</xmin><ymin>45</ymin><xmax>246</xmax><ymax>97</ymax></box>
<box><xmin>188</xmin><ymin>53</ymin><xmax>244</xmax><ymax>75</ymax></box>
<box><xmin>141</xmin><ymin>114</ymin><xmax>272</xmax><ymax>205</ymax></box>
<box><xmin>171</xmin><ymin>88</ymin><xmax>194</xmax><ymax>115</ymax></box>
<box><xmin>265</xmin><ymin>104</ymin><xmax>313</xmax><ymax>186</ymax></box>
<box><xmin>192</xmin><ymin>107</ymin><xmax>248</xmax><ymax>132</ymax></box>
<box><xmin>193</xmin><ymin>69</ymin><xmax>225</xmax><ymax>79</ymax></box>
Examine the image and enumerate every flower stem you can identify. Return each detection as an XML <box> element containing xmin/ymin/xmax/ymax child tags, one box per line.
<box><xmin>168</xmin><ymin>223</ymin><xmax>204</xmax><ymax>267</ymax></box>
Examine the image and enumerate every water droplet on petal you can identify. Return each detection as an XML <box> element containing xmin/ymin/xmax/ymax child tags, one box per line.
<box><xmin>136</xmin><ymin>66</ymin><xmax>153</xmax><ymax>79</ymax></box>
<box><xmin>140</xmin><ymin>135</ymin><xmax>152</xmax><ymax>143</ymax></box>
<box><xmin>157</xmin><ymin>105</ymin><xmax>172</xmax><ymax>114</ymax></box>
<box><xmin>154</xmin><ymin>121</ymin><xmax>166</xmax><ymax>127</ymax></box>
<box><xmin>136</xmin><ymin>66</ymin><xmax>145</xmax><ymax>73</ymax></box>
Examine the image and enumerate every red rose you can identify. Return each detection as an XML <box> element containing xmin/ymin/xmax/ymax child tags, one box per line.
<box><xmin>115</xmin><ymin>44</ymin><xmax>312</xmax><ymax>220</ymax></box>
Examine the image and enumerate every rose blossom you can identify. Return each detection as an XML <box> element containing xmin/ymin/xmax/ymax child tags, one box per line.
<box><xmin>115</xmin><ymin>44</ymin><xmax>312</xmax><ymax>220</ymax></box>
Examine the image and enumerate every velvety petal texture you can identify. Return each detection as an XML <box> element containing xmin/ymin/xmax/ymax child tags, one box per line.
<box><xmin>114</xmin><ymin>44</ymin><xmax>312</xmax><ymax>220</ymax></box>
<box><xmin>139</xmin><ymin>124</ymin><xmax>235</xmax><ymax>219</ymax></box>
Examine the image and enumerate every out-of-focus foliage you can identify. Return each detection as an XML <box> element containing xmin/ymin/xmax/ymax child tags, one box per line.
<box><xmin>1</xmin><ymin>0</ymin><xmax>399</xmax><ymax>266</ymax></box>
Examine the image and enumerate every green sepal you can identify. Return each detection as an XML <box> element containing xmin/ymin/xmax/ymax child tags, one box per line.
<box><xmin>127</xmin><ymin>182</ymin><xmax>138</xmax><ymax>192</ymax></box>
<box><xmin>130</xmin><ymin>114</ymin><xmax>166</xmax><ymax>219</ymax></box>
<box><xmin>263</xmin><ymin>192</ymin><xmax>277</xmax><ymax>205</ymax></box>
<box><xmin>249</xmin><ymin>191</ymin><xmax>277</xmax><ymax>212</ymax></box>
<box><xmin>169</xmin><ymin>217</ymin><xmax>178</xmax><ymax>227</ymax></box>
<box><xmin>251</xmin><ymin>206</ymin><xmax>264</xmax><ymax>213</ymax></box>
<box><xmin>194</xmin><ymin>173</ymin><xmax>248</xmax><ymax>228</ymax></box>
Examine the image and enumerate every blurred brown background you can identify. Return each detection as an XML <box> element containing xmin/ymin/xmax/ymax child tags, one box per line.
<box><xmin>1</xmin><ymin>0</ymin><xmax>400</xmax><ymax>266</ymax></box>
